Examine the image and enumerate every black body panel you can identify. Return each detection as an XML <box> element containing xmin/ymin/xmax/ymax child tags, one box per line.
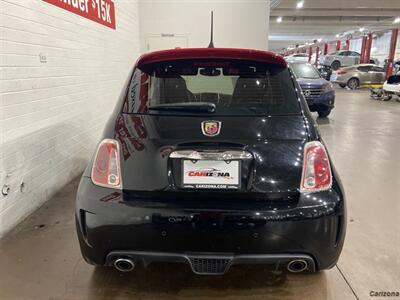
<box><xmin>111</xmin><ymin>114</ymin><xmax>308</xmax><ymax>193</ymax></box>
<box><xmin>76</xmin><ymin>175</ymin><xmax>345</xmax><ymax>271</ymax></box>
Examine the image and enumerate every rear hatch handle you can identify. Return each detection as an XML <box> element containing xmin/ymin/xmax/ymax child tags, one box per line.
<box><xmin>170</xmin><ymin>150</ymin><xmax>253</xmax><ymax>161</ymax></box>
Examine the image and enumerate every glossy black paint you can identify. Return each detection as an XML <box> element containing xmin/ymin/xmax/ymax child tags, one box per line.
<box><xmin>76</xmin><ymin>57</ymin><xmax>346</xmax><ymax>273</ymax></box>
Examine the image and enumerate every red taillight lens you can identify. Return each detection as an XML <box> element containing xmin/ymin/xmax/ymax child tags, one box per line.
<box><xmin>300</xmin><ymin>141</ymin><xmax>332</xmax><ymax>192</ymax></box>
<box><xmin>336</xmin><ymin>71</ymin><xmax>347</xmax><ymax>75</ymax></box>
<box><xmin>91</xmin><ymin>139</ymin><xmax>122</xmax><ymax>189</ymax></box>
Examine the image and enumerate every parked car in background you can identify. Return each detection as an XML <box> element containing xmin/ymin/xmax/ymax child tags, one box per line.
<box><xmin>316</xmin><ymin>65</ymin><xmax>332</xmax><ymax>81</ymax></box>
<box><xmin>285</xmin><ymin>53</ymin><xmax>309</xmax><ymax>63</ymax></box>
<box><xmin>76</xmin><ymin>48</ymin><xmax>346</xmax><ymax>275</ymax></box>
<box><xmin>320</xmin><ymin>50</ymin><xmax>361</xmax><ymax>70</ymax></box>
<box><xmin>290</xmin><ymin>62</ymin><xmax>335</xmax><ymax>117</ymax></box>
<box><xmin>370</xmin><ymin>57</ymin><xmax>380</xmax><ymax>66</ymax></box>
<box><xmin>383</xmin><ymin>74</ymin><xmax>400</xmax><ymax>100</ymax></box>
<box><xmin>320</xmin><ymin>51</ymin><xmax>379</xmax><ymax>71</ymax></box>
<box><xmin>330</xmin><ymin>64</ymin><xmax>386</xmax><ymax>89</ymax></box>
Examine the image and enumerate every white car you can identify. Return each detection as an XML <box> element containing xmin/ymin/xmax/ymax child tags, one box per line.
<box><xmin>320</xmin><ymin>50</ymin><xmax>380</xmax><ymax>71</ymax></box>
<box><xmin>383</xmin><ymin>74</ymin><xmax>400</xmax><ymax>100</ymax></box>
<box><xmin>285</xmin><ymin>53</ymin><xmax>309</xmax><ymax>63</ymax></box>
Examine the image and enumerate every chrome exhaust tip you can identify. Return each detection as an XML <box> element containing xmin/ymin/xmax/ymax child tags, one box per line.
<box><xmin>114</xmin><ymin>258</ymin><xmax>135</xmax><ymax>272</ymax></box>
<box><xmin>287</xmin><ymin>259</ymin><xmax>308</xmax><ymax>273</ymax></box>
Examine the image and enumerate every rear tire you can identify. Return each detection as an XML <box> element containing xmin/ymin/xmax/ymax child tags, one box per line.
<box><xmin>331</xmin><ymin>61</ymin><xmax>341</xmax><ymax>71</ymax></box>
<box><xmin>384</xmin><ymin>94</ymin><xmax>392</xmax><ymax>101</ymax></box>
<box><xmin>339</xmin><ymin>83</ymin><xmax>346</xmax><ymax>88</ymax></box>
<box><xmin>347</xmin><ymin>78</ymin><xmax>360</xmax><ymax>90</ymax></box>
<box><xmin>318</xmin><ymin>110</ymin><xmax>331</xmax><ymax>118</ymax></box>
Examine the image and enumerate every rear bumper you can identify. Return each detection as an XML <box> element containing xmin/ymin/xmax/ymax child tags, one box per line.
<box><xmin>308</xmin><ymin>90</ymin><xmax>335</xmax><ymax>112</ymax></box>
<box><xmin>331</xmin><ymin>77</ymin><xmax>348</xmax><ymax>85</ymax></box>
<box><xmin>106</xmin><ymin>251</ymin><xmax>316</xmax><ymax>274</ymax></box>
<box><xmin>76</xmin><ymin>176</ymin><xmax>346</xmax><ymax>272</ymax></box>
<box><xmin>383</xmin><ymin>84</ymin><xmax>400</xmax><ymax>94</ymax></box>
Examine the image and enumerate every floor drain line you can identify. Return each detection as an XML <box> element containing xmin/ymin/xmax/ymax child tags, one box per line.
<box><xmin>336</xmin><ymin>264</ymin><xmax>359</xmax><ymax>300</ymax></box>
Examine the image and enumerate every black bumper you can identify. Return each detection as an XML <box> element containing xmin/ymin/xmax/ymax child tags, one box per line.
<box><xmin>308</xmin><ymin>91</ymin><xmax>335</xmax><ymax>112</ymax></box>
<box><xmin>76</xmin><ymin>177</ymin><xmax>346</xmax><ymax>272</ymax></box>
<box><xmin>106</xmin><ymin>251</ymin><xmax>316</xmax><ymax>274</ymax></box>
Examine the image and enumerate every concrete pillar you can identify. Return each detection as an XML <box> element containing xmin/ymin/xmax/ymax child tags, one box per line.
<box><xmin>364</xmin><ymin>33</ymin><xmax>373</xmax><ymax>64</ymax></box>
<box><xmin>386</xmin><ymin>28</ymin><xmax>398</xmax><ymax>78</ymax></box>
<box><xmin>336</xmin><ymin>40</ymin><xmax>341</xmax><ymax>51</ymax></box>
<box><xmin>360</xmin><ymin>35</ymin><xmax>367</xmax><ymax>63</ymax></box>
<box><xmin>345</xmin><ymin>39</ymin><xmax>350</xmax><ymax>51</ymax></box>
<box><xmin>324</xmin><ymin>43</ymin><xmax>329</xmax><ymax>55</ymax></box>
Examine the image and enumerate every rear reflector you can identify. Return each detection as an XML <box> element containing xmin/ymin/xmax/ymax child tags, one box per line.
<box><xmin>300</xmin><ymin>141</ymin><xmax>332</xmax><ymax>193</ymax></box>
<box><xmin>91</xmin><ymin>139</ymin><xmax>122</xmax><ymax>189</ymax></box>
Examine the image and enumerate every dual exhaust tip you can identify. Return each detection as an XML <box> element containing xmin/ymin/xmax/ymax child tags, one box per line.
<box><xmin>287</xmin><ymin>259</ymin><xmax>308</xmax><ymax>273</ymax></box>
<box><xmin>114</xmin><ymin>258</ymin><xmax>135</xmax><ymax>272</ymax></box>
<box><xmin>113</xmin><ymin>257</ymin><xmax>308</xmax><ymax>273</ymax></box>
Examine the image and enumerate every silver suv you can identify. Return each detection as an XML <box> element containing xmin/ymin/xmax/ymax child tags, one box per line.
<box><xmin>320</xmin><ymin>50</ymin><xmax>361</xmax><ymax>70</ymax></box>
<box><xmin>330</xmin><ymin>64</ymin><xmax>386</xmax><ymax>89</ymax></box>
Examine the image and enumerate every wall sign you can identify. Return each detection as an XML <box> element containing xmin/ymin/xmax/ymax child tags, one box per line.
<box><xmin>43</xmin><ymin>0</ymin><xmax>116</xmax><ymax>29</ymax></box>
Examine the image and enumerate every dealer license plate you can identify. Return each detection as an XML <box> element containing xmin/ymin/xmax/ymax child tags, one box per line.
<box><xmin>182</xmin><ymin>160</ymin><xmax>240</xmax><ymax>189</ymax></box>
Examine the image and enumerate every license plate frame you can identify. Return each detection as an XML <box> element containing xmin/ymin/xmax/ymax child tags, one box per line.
<box><xmin>182</xmin><ymin>160</ymin><xmax>241</xmax><ymax>190</ymax></box>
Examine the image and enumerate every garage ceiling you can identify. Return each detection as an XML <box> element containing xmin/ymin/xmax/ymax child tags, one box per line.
<box><xmin>269</xmin><ymin>0</ymin><xmax>400</xmax><ymax>51</ymax></box>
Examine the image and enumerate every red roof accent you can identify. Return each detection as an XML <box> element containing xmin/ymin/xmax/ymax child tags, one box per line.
<box><xmin>136</xmin><ymin>48</ymin><xmax>286</xmax><ymax>67</ymax></box>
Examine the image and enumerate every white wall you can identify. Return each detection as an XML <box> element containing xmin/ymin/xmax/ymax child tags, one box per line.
<box><xmin>139</xmin><ymin>0</ymin><xmax>270</xmax><ymax>52</ymax></box>
<box><xmin>0</xmin><ymin>0</ymin><xmax>140</xmax><ymax>237</ymax></box>
<box><xmin>349</xmin><ymin>31</ymin><xmax>400</xmax><ymax>66</ymax></box>
<box><xmin>370</xmin><ymin>31</ymin><xmax>400</xmax><ymax>64</ymax></box>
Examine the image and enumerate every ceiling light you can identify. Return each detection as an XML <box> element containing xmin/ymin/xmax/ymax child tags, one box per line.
<box><xmin>317</xmin><ymin>38</ymin><xmax>322</xmax><ymax>43</ymax></box>
<box><xmin>359</xmin><ymin>27</ymin><xmax>365</xmax><ymax>32</ymax></box>
<box><xmin>296</xmin><ymin>1</ymin><xmax>304</xmax><ymax>9</ymax></box>
<box><xmin>277</xmin><ymin>16</ymin><xmax>283</xmax><ymax>23</ymax></box>
<box><xmin>335</xmin><ymin>34</ymin><xmax>340</xmax><ymax>38</ymax></box>
<box><xmin>394</xmin><ymin>17</ymin><xmax>400</xmax><ymax>24</ymax></box>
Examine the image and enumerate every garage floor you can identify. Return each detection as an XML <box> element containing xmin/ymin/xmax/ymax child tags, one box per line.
<box><xmin>1</xmin><ymin>88</ymin><xmax>399</xmax><ymax>300</ymax></box>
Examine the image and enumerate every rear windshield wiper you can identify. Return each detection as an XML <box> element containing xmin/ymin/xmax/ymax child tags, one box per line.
<box><xmin>148</xmin><ymin>102</ymin><xmax>216</xmax><ymax>113</ymax></box>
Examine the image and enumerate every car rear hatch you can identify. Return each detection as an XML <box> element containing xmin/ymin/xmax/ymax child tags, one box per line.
<box><xmin>115</xmin><ymin>53</ymin><xmax>308</xmax><ymax>197</ymax></box>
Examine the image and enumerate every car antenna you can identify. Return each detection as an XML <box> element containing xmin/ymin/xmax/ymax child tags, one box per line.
<box><xmin>207</xmin><ymin>11</ymin><xmax>215</xmax><ymax>48</ymax></box>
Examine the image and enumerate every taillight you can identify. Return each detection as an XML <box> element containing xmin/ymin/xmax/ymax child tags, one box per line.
<box><xmin>91</xmin><ymin>139</ymin><xmax>122</xmax><ymax>189</ymax></box>
<box><xmin>336</xmin><ymin>71</ymin><xmax>347</xmax><ymax>75</ymax></box>
<box><xmin>300</xmin><ymin>141</ymin><xmax>332</xmax><ymax>193</ymax></box>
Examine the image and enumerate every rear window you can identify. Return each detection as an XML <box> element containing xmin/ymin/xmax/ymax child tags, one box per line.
<box><xmin>291</xmin><ymin>63</ymin><xmax>321</xmax><ymax>79</ymax></box>
<box><xmin>387</xmin><ymin>75</ymin><xmax>400</xmax><ymax>84</ymax></box>
<box><xmin>372</xmin><ymin>66</ymin><xmax>384</xmax><ymax>72</ymax></box>
<box><xmin>357</xmin><ymin>66</ymin><xmax>372</xmax><ymax>72</ymax></box>
<box><xmin>123</xmin><ymin>59</ymin><xmax>301</xmax><ymax>115</ymax></box>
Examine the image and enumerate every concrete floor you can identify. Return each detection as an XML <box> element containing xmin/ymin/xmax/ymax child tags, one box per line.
<box><xmin>1</xmin><ymin>88</ymin><xmax>399</xmax><ymax>300</ymax></box>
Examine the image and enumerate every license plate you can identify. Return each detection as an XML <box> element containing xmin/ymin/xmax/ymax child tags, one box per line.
<box><xmin>330</xmin><ymin>74</ymin><xmax>337</xmax><ymax>82</ymax></box>
<box><xmin>182</xmin><ymin>160</ymin><xmax>240</xmax><ymax>189</ymax></box>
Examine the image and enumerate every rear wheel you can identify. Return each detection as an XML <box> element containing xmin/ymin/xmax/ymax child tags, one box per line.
<box><xmin>339</xmin><ymin>83</ymin><xmax>346</xmax><ymax>88</ymax></box>
<box><xmin>384</xmin><ymin>93</ymin><xmax>392</xmax><ymax>101</ymax></box>
<box><xmin>331</xmin><ymin>61</ymin><xmax>341</xmax><ymax>71</ymax></box>
<box><xmin>347</xmin><ymin>78</ymin><xmax>360</xmax><ymax>90</ymax></box>
<box><xmin>318</xmin><ymin>110</ymin><xmax>331</xmax><ymax>118</ymax></box>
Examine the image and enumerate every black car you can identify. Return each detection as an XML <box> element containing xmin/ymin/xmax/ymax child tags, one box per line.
<box><xmin>76</xmin><ymin>48</ymin><xmax>346</xmax><ymax>275</ymax></box>
<box><xmin>316</xmin><ymin>64</ymin><xmax>332</xmax><ymax>81</ymax></box>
